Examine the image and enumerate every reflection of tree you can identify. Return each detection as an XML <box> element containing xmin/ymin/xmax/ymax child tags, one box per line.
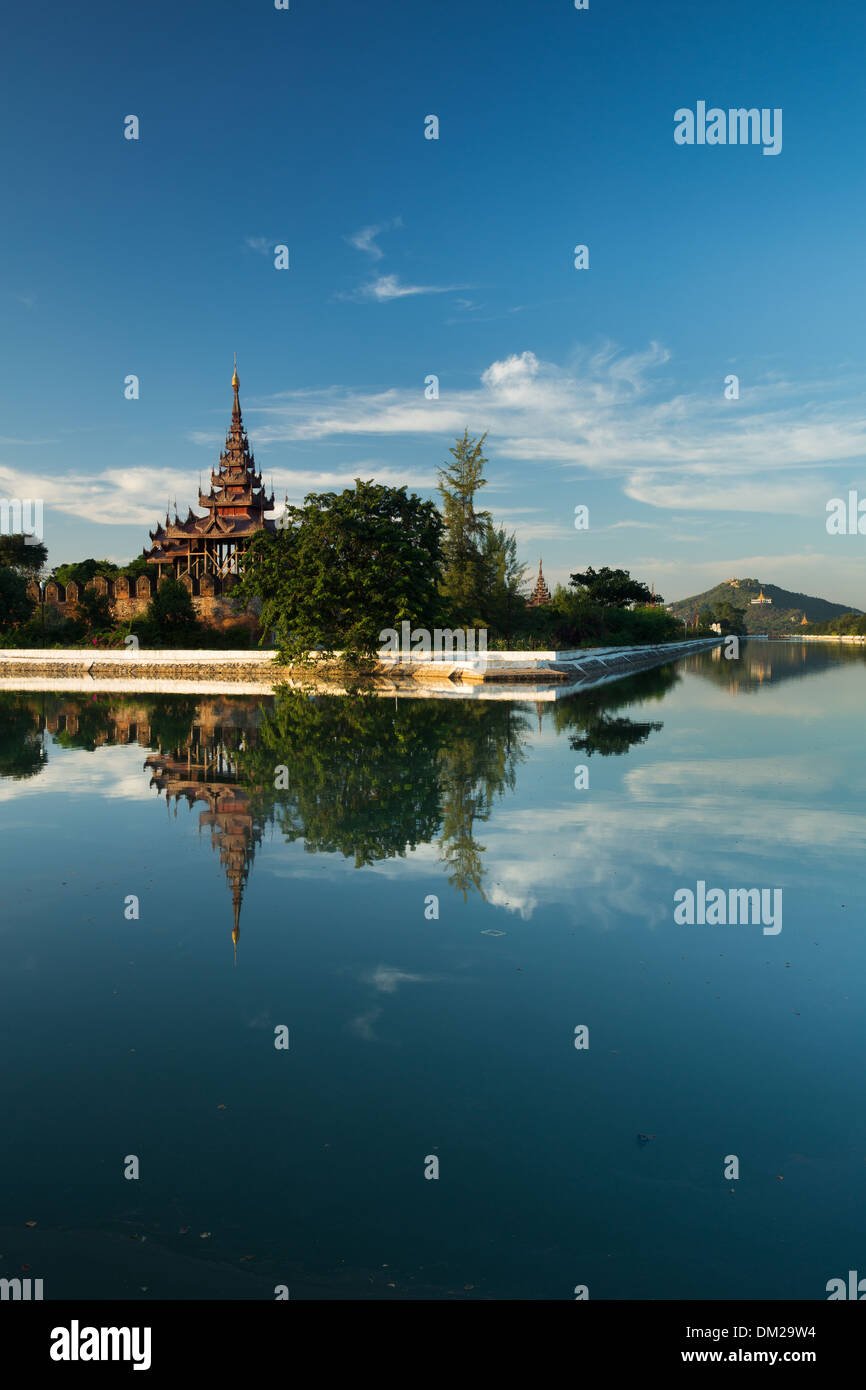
<box><xmin>0</xmin><ymin>694</ymin><xmax>46</xmax><ymax>779</ymax></box>
<box><xmin>50</xmin><ymin>697</ymin><xmax>117</xmax><ymax>752</ymax></box>
<box><xmin>235</xmin><ymin>689</ymin><xmax>529</xmax><ymax>895</ymax></box>
<box><xmin>148</xmin><ymin>698</ymin><xmax>201</xmax><ymax>751</ymax></box>
<box><xmin>569</xmin><ymin>715</ymin><xmax>663</xmax><ymax>757</ymax></box>
<box><xmin>436</xmin><ymin>704</ymin><xmax>527</xmax><ymax>900</ymax></box>
<box><xmin>551</xmin><ymin>663</ymin><xmax>677</xmax><ymax>755</ymax></box>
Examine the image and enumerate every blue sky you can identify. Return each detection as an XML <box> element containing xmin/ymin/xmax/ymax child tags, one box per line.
<box><xmin>3</xmin><ymin>0</ymin><xmax>866</xmax><ymax>604</ymax></box>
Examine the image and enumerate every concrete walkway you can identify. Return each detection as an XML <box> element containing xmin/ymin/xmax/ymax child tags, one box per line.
<box><xmin>0</xmin><ymin>638</ymin><xmax>722</xmax><ymax>701</ymax></box>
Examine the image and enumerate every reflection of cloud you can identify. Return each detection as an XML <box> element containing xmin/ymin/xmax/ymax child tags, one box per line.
<box><xmin>348</xmin><ymin>1007</ymin><xmax>382</xmax><ymax>1040</ymax></box>
<box><xmin>365</xmin><ymin>965</ymin><xmax>432</xmax><ymax>993</ymax></box>
<box><xmin>485</xmin><ymin>880</ymin><xmax>537</xmax><ymax>920</ymax></box>
<box><xmin>623</xmin><ymin>757</ymin><xmax>831</xmax><ymax>794</ymax></box>
<box><xmin>0</xmin><ymin>744</ymin><xmax>155</xmax><ymax>804</ymax></box>
<box><xmin>477</xmin><ymin>753</ymin><xmax>866</xmax><ymax>926</ymax></box>
<box><xmin>348</xmin><ymin>964</ymin><xmax>443</xmax><ymax>1041</ymax></box>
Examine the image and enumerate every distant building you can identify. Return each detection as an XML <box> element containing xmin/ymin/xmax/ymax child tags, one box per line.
<box><xmin>528</xmin><ymin>559</ymin><xmax>552</xmax><ymax>607</ymax></box>
<box><xmin>750</xmin><ymin>589</ymin><xmax>773</xmax><ymax>605</ymax></box>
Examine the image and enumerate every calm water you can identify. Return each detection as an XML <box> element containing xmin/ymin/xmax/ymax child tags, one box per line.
<box><xmin>1</xmin><ymin>640</ymin><xmax>865</xmax><ymax>1300</ymax></box>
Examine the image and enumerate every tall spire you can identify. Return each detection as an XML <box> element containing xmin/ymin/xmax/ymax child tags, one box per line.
<box><xmin>231</xmin><ymin>355</ymin><xmax>241</xmax><ymax>425</ymax></box>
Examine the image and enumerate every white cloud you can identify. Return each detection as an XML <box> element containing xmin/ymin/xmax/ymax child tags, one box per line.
<box><xmin>345</xmin><ymin>218</ymin><xmax>403</xmax><ymax>260</ymax></box>
<box><xmin>355</xmin><ymin>274</ymin><xmax>465</xmax><ymax>302</ymax></box>
<box><xmin>8</xmin><ymin>342</ymin><xmax>866</xmax><ymax>536</ymax></box>
<box><xmin>244</xmin><ymin>345</ymin><xmax>866</xmax><ymax>523</ymax></box>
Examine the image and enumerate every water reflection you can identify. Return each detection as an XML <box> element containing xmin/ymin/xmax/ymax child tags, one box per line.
<box><xmin>0</xmin><ymin>669</ymin><xmax>687</xmax><ymax>948</ymax></box>
<box><xmin>686</xmin><ymin>637</ymin><xmax>866</xmax><ymax>693</ymax></box>
<box><xmin>5</xmin><ymin>646</ymin><xmax>855</xmax><ymax>956</ymax></box>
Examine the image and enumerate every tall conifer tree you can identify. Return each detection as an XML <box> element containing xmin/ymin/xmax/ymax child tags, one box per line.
<box><xmin>437</xmin><ymin>430</ymin><xmax>491</xmax><ymax>623</ymax></box>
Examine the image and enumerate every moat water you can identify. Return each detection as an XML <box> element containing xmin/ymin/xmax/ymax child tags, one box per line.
<box><xmin>1</xmin><ymin>640</ymin><xmax>864</xmax><ymax>1299</ymax></box>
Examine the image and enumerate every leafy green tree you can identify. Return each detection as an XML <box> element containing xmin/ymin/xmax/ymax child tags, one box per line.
<box><xmin>76</xmin><ymin>587</ymin><xmax>113</xmax><ymax>632</ymax></box>
<box><xmin>120</xmin><ymin>554</ymin><xmax>151</xmax><ymax>580</ymax></box>
<box><xmin>714</xmin><ymin>602</ymin><xmax>747</xmax><ymax>634</ymax></box>
<box><xmin>437</xmin><ymin>431</ymin><xmax>491</xmax><ymax>623</ymax></box>
<box><xmin>480</xmin><ymin>522</ymin><xmax>528</xmax><ymax>638</ymax></box>
<box><xmin>0</xmin><ymin>533</ymin><xmax>47</xmax><ymax>576</ymax></box>
<box><xmin>51</xmin><ymin>558</ymin><xmax>119</xmax><ymax>587</ymax></box>
<box><xmin>568</xmin><ymin>566</ymin><xmax>658</xmax><ymax>609</ymax></box>
<box><xmin>147</xmin><ymin>575</ymin><xmax>197</xmax><ymax>634</ymax></box>
<box><xmin>0</xmin><ymin>566</ymin><xmax>35</xmax><ymax>630</ymax></box>
<box><xmin>237</xmin><ymin>480</ymin><xmax>443</xmax><ymax>663</ymax></box>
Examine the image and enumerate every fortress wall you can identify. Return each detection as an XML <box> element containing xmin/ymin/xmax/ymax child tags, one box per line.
<box><xmin>27</xmin><ymin>575</ymin><xmax>260</xmax><ymax>632</ymax></box>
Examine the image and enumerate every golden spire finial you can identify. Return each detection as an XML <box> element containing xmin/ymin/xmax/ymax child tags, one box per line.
<box><xmin>232</xmin><ymin>353</ymin><xmax>239</xmax><ymax>390</ymax></box>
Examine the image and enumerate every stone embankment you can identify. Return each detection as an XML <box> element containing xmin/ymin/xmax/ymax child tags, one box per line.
<box><xmin>0</xmin><ymin>639</ymin><xmax>721</xmax><ymax>690</ymax></box>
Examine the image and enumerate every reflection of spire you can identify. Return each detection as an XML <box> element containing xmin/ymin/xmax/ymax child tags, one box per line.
<box><xmin>145</xmin><ymin>728</ymin><xmax>261</xmax><ymax>964</ymax></box>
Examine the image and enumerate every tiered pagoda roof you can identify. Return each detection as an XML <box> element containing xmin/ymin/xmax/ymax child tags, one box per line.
<box><xmin>143</xmin><ymin>362</ymin><xmax>276</xmax><ymax>571</ymax></box>
<box><xmin>528</xmin><ymin>558</ymin><xmax>552</xmax><ymax>607</ymax></box>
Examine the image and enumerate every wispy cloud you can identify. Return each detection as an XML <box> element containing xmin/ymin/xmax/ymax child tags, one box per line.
<box><xmin>246</xmin><ymin>344</ymin><xmax>866</xmax><ymax>517</ymax></box>
<box><xmin>0</xmin><ymin>458</ymin><xmax>437</xmax><ymax>528</ymax></box>
<box><xmin>345</xmin><ymin>217</ymin><xmax>403</xmax><ymax>260</ymax></box>
<box><xmin>244</xmin><ymin>236</ymin><xmax>273</xmax><ymax>256</ymax></box>
<box><xmin>351</xmin><ymin>274</ymin><xmax>467</xmax><ymax>302</ymax></box>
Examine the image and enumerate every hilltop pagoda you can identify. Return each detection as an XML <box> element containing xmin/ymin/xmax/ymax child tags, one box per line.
<box><xmin>143</xmin><ymin>362</ymin><xmax>276</xmax><ymax>583</ymax></box>
<box><xmin>528</xmin><ymin>558</ymin><xmax>552</xmax><ymax>608</ymax></box>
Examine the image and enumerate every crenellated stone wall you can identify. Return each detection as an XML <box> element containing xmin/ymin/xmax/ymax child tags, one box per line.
<box><xmin>27</xmin><ymin>574</ymin><xmax>259</xmax><ymax>633</ymax></box>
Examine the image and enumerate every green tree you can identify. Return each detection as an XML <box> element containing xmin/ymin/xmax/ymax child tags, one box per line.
<box><xmin>0</xmin><ymin>566</ymin><xmax>35</xmax><ymax>630</ymax></box>
<box><xmin>237</xmin><ymin>480</ymin><xmax>443</xmax><ymax>663</ymax></box>
<box><xmin>0</xmin><ymin>533</ymin><xmax>47</xmax><ymax>576</ymax></box>
<box><xmin>714</xmin><ymin>602</ymin><xmax>747</xmax><ymax>634</ymax></box>
<box><xmin>76</xmin><ymin>587</ymin><xmax>113</xmax><ymax>632</ymax></box>
<box><xmin>52</xmin><ymin>558</ymin><xmax>119</xmax><ymax>587</ymax></box>
<box><xmin>120</xmin><ymin>554</ymin><xmax>151</xmax><ymax>581</ymax></box>
<box><xmin>437</xmin><ymin>431</ymin><xmax>491</xmax><ymax>623</ymax></box>
<box><xmin>480</xmin><ymin>522</ymin><xmax>528</xmax><ymax>638</ymax></box>
<box><xmin>147</xmin><ymin>575</ymin><xmax>197</xmax><ymax>634</ymax></box>
<box><xmin>568</xmin><ymin>566</ymin><xmax>658</xmax><ymax>609</ymax></box>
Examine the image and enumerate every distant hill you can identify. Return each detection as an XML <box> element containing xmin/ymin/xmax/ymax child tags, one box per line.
<box><xmin>667</xmin><ymin>578</ymin><xmax>861</xmax><ymax>635</ymax></box>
